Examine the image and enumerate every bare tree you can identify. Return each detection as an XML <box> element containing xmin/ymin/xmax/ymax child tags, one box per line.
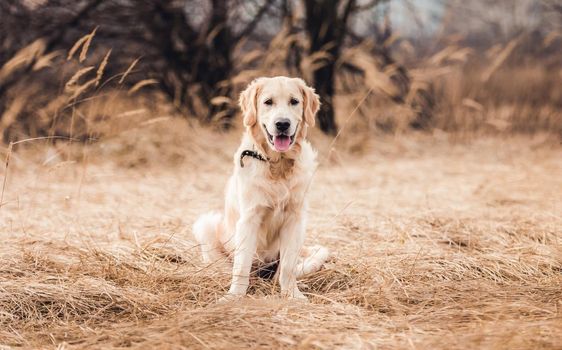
<box><xmin>1</xmin><ymin>0</ymin><xmax>440</xmax><ymax>140</ymax></box>
<box><xmin>301</xmin><ymin>0</ymin><xmax>407</xmax><ymax>134</ymax></box>
<box><xmin>80</xmin><ymin>0</ymin><xmax>274</xmax><ymax>125</ymax></box>
<box><xmin>0</xmin><ymin>0</ymin><xmax>275</xmax><ymax>132</ymax></box>
<box><xmin>302</xmin><ymin>0</ymin><xmax>358</xmax><ymax>134</ymax></box>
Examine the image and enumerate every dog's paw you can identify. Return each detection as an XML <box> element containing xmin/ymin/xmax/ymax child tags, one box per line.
<box><xmin>282</xmin><ymin>288</ymin><xmax>308</xmax><ymax>301</ymax></box>
<box><xmin>292</xmin><ymin>292</ymin><xmax>308</xmax><ymax>301</ymax></box>
<box><xmin>217</xmin><ymin>293</ymin><xmax>245</xmax><ymax>304</ymax></box>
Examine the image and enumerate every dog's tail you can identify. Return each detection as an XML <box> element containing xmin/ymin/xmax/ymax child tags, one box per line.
<box><xmin>192</xmin><ymin>211</ymin><xmax>224</xmax><ymax>263</ymax></box>
<box><xmin>296</xmin><ymin>245</ymin><xmax>331</xmax><ymax>278</ymax></box>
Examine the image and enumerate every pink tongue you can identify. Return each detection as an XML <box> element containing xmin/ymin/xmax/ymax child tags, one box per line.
<box><xmin>273</xmin><ymin>135</ymin><xmax>291</xmax><ymax>152</ymax></box>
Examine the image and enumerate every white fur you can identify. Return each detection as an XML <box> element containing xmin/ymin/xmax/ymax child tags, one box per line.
<box><xmin>192</xmin><ymin>76</ymin><xmax>329</xmax><ymax>301</ymax></box>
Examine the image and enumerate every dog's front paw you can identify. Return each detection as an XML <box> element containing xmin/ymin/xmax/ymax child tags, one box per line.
<box><xmin>283</xmin><ymin>288</ymin><xmax>308</xmax><ymax>301</ymax></box>
<box><xmin>217</xmin><ymin>293</ymin><xmax>245</xmax><ymax>304</ymax></box>
<box><xmin>292</xmin><ymin>290</ymin><xmax>308</xmax><ymax>301</ymax></box>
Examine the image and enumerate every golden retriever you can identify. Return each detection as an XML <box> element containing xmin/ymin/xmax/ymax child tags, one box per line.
<box><xmin>193</xmin><ymin>76</ymin><xmax>330</xmax><ymax>300</ymax></box>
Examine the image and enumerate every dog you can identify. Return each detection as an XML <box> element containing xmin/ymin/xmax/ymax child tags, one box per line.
<box><xmin>192</xmin><ymin>76</ymin><xmax>330</xmax><ymax>300</ymax></box>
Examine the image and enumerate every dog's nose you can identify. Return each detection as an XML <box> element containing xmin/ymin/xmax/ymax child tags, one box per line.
<box><xmin>275</xmin><ymin>119</ymin><xmax>291</xmax><ymax>132</ymax></box>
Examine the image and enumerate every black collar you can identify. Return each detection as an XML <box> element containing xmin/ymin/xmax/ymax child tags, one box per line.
<box><xmin>240</xmin><ymin>150</ymin><xmax>268</xmax><ymax>168</ymax></box>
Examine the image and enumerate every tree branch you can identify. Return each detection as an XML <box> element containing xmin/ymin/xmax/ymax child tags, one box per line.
<box><xmin>234</xmin><ymin>1</ymin><xmax>274</xmax><ymax>42</ymax></box>
<box><xmin>353</xmin><ymin>0</ymin><xmax>384</xmax><ymax>12</ymax></box>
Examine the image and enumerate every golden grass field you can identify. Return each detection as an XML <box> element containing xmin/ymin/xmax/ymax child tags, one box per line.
<box><xmin>1</xmin><ymin>119</ymin><xmax>560</xmax><ymax>349</ymax></box>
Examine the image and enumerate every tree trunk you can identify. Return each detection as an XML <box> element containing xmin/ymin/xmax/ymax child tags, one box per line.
<box><xmin>313</xmin><ymin>62</ymin><xmax>337</xmax><ymax>134</ymax></box>
<box><xmin>304</xmin><ymin>0</ymin><xmax>355</xmax><ymax>134</ymax></box>
<box><xmin>304</xmin><ymin>0</ymin><xmax>338</xmax><ymax>134</ymax></box>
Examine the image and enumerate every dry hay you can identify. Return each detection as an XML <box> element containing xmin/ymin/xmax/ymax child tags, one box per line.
<box><xmin>0</xmin><ymin>126</ymin><xmax>561</xmax><ymax>349</ymax></box>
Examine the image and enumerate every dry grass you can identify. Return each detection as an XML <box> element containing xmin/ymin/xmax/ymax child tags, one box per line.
<box><xmin>1</xmin><ymin>120</ymin><xmax>561</xmax><ymax>349</ymax></box>
<box><xmin>0</xmin><ymin>11</ymin><xmax>560</xmax><ymax>350</ymax></box>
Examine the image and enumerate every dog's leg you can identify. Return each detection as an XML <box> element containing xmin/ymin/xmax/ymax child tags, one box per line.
<box><xmin>278</xmin><ymin>215</ymin><xmax>307</xmax><ymax>299</ymax></box>
<box><xmin>224</xmin><ymin>213</ymin><xmax>261</xmax><ymax>298</ymax></box>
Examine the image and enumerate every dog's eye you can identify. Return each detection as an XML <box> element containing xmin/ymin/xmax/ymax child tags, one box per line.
<box><xmin>264</xmin><ymin>99</ymin><xmax>273</xmax><ymax>106</ymax></box>
<box><xmin>290</xmin><ymin>98</ymin><xmax>299</xmax><ymax>106</ymax></box>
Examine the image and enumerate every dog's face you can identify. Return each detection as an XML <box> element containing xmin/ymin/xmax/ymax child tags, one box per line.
<box><xmin>239</xmin><ymin>77</ymin><xmax>320</xmax><ymax>153</ymax></box>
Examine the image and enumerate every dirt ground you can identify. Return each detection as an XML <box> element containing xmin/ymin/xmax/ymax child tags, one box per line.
<box><xmin>1</xmin><ymin>128</ymin><xmax>561</xmax><ymax>349</ymax></box>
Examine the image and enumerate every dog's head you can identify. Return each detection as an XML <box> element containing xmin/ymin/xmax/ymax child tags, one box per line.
<box><xmin>239</xmin><ymin>76</ymin><xmax>320</xmax><ymax>153</ymax></box>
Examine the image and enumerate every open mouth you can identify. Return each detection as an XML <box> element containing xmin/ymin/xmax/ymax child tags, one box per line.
<box><xmin>264</xmin><ymin>124</ymin><xmax>296</xmax><ymax>152</ymax></box>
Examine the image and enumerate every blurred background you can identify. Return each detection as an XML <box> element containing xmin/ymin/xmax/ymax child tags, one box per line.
<box><xmin>0</xmin><ymin>0</ymin><xmax>561</xmax><ymax>150</ymax></box>
<box><xmin>1</xmin><ymin>3</ymin><xmax>562</xmax><ymax>348</ymax></box>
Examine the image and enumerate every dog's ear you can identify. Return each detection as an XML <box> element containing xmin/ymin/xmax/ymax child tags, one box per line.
<box><xmin>296</xmin><ymin>78</ymin><xmax>320</xmax><ymax>128</ymax></box>
<box><xmin>239</xmin><ymin>79</ymin><xmax>263</xmax><ymax>127</ymax></box>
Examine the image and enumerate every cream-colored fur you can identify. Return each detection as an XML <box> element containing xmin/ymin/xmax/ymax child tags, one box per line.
<box><xmin>192</xmin><ymin>76</ymin><xmax>330</xmax><ymax>300</ymax></box>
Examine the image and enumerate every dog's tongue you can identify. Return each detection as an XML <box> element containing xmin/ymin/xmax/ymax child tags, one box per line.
<box><xmin>273</xmin><ymin>135</ymin><xmax>291</xmax><ymax>152</ymax></box>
